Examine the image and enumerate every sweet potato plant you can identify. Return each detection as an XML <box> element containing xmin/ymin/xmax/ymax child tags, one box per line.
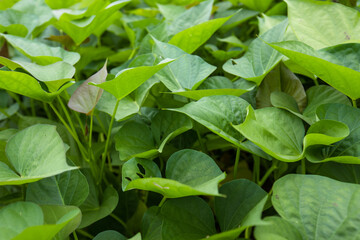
<box><xmin>1</xmin><ymin>0</ymin><xmax>360</xmax><ymax>239</ymax></box>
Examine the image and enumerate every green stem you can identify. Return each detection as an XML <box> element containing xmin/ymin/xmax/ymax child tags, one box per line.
<box><xmin>76</xmin><ymin>229</ymin><xmax>94</xmax><ymax>239</ymax></box>
<box><xmin>128</xmin><ymin>47</ymin><xmax>137</xmax><ymax>60</ymax></box>
<box><xmin>233</xmin><ymin>148</ymin><xmax>241</xmax><ymax>179</ymax></box>
<box><xmin>0</xmin><ymin>108</ymin><xmax>10</xmax><ymax>118</ymax></box>
<box><xmin>95</xmin><ymin>112</ymin><xmax>107</xmax><ymax>135</ymax></box>
<box><xmin>98</xmin><ymin>99</ymin><xmax>120</xmax><ymax>184</ymax></box>
<box><xmin>7</xmin><ymin>92</ymin><xmax>28</xmax><ymax>114</ymax></box>
<box><xmin>49</xmin><ymin>103</ymin><xmax>88</xmax><ymax>161</ymax></box>
<box><xmin>30</xmin><ymin>98</ymin><xmax>36</xmax><ymax>116</ymax></box>
<box><xmin>352</xmin><ymin>99</ymin><xmax>357</xmax><ymax>108</ymax></box>
<box><xmin>258</xmin><ymin>161</ymin><xmax>278</xmax><ymax>187</ymax></box>
<box><xmin>43</xmin><ymin>102</ymin><xmax>52</xmax><ymax>120</ymax></box>
<box><xmin>253</xmin><ymin>155</ymin><xmax>260</xmax><ymax>183</ymax></box>
<box><xmin>110</xmin><ymin>213</ymin><xmax>129</xmax><ymax>233</ymax></box>
<box><xmin>196</xmin><ymin>126</ymin><xmax>206</xmax><ymax>153</ymax></box>
<box><xmin>88</xmin><ymin>111</ymin><xmax>94</xmax><ymax>151</ymax></box>
<box><xmin>73</xmin><ymin>231</ymin><xmax>78</xmax><ymax>240</ymax></box>
<box><xmin>313</xmin><ymin>78</ymin><xmax>319</xmax><ymax>86</ymax></box>
<box><xmin>245</xmin><ymin>227</ymin><xmax>252</xmax><ymax>239</ymax></box>
<box><xmin>159</xmin><ymin>197</ymin><xmax>167</xmax><ymax>207</ymax></box>
<box><xmin>57</xmin><ymin>96</ymin><xmax>78</xmax><ymax>137</ymax></box>
<box><xmin>63</xmin><ymin>91</ymin><xmax>85</xmax><ymax>134</ymax></box>
<box><xmin>301</xmin><ymin>158</ymin><xmax>306</xmax><ymax>174</ymax></box>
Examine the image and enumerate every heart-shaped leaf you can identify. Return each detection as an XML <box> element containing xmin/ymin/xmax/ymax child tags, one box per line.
<box><xmin>115</xmin><ymin>111</ymin><xmax>192</xmax><ymax>161</ymax></box>
<box><xmin>54</xmin><ymin>0</ymin><xmax>130</xmax><ymax>45</ymax></box>
<box><xmin>79</xmin><ymin>184</ymin><xmax>119</xmax><ymax>228</ymax></box>
<box><xmin>1</xmin><ymin>34</ymin><xmax>80</xmax><ymax>65</ymax></box>
<box><xmin>285</xmin><ymin>0</ymin><xmax>360</xmax><ymax>49</ymax></box>
<box><xmin>122</xmin><ymin>149</ymin><xmax>225</xmax><ymax>198</ymax></box>
<box><xmin>268</xmin><ymin>41</ymin><xmax>360</xmax><ymax>100</ymax></box>
<box><xmin>0</xmin><ymin>70</ymin><xmax>74</xmax><ymax>102</ymax></box>
<box><xmin>169</xmin><ymin>14</ymin><xmax>232</xmax><ymax>54</ymax></box>
<box><xmin>255</xmin><ymin>174</ymin><xmax>360</xmax><ymax>239</ymax></box>
<box><xmin>26</xmin><ymin>169</ymin><xmax>89</xmax><ymax>206</ymax></box>
<box><xmin>0</xmin><ymin>202</ymin><xmax>81</xmax><ymax>240</ymax></box>
<box><xmin>213</xmin><ymin>179</ymin><xmax>267</xmax><ymax>238</ymax></box>
<box><xmin>306</xmin><ymin>103</ymin><xmax>360</xmax><ymax>164</ymax></box>
<box><xmin>223</xmin><ymin>20</ymin><xmax>287</xmax><ymax>85</ymax></box>
<box><xmin>0</xmin><ymin>124</ymin><xmax>77</xmax><ymax>185</ymax></box>
<box><xmin>302</xmin><ymin>85</ymin><xmax>351</xmax><ymax>123</ymax></box>
<box><xmin>233</xmin><ymin>106</ymin><xmax>349</xmax><ymax>162</ymax></box>
<box><xmin>91</xmin><ymin>59</ymin><xmax>173</xmax><ymax>100</ymax></box>
<box><xmin>152</xmin><ymin>39</ymin><xmax>216</xmax><ymax>92</ymax></box>
<box><xmin>171</xmin><ymin>76</ymin><xmax>256</xmax><ymax>100</ymax></box>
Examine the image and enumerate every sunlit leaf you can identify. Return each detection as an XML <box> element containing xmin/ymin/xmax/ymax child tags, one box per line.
<box><xmin>223</xmin><ymin>20</ymin><xmax>288</xmax><ymax>85</ymax></box>
<box><xmin>0</xmin><ymin>124</ymin><xmax>77</xmax><ymax>185</ymax></box>
<box><xmin>285</xmin><ymin>0</ymin><xmax>360</xmax><ymax>49</ymax></box>
<box><xmin>91</xmin><ymin>59</ymin><xmax>173</xmax><ymax>100</ymax></box>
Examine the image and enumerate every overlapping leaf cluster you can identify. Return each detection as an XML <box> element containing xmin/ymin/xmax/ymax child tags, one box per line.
<box><xmin>1</xmin><ymin>0</ymin><xmax>360</xmax><ymax>239</ymax></box>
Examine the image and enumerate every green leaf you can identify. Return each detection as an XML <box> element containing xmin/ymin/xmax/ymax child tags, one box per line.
<box><xmin>268</xmin><ymin>41</ymin><xmax>360</xmax><ymax>100</ymax></box>
<box><xmin>165</xmin><ymin>0</ymin><xmax>214</xmax><ymax>36</ymax></box>
<box><xmin>239</xmin><ymin>0</ymin><xmax>273</xmax><ymax>12</ymax></box>
<box><xmin>0</xmin><ymin>201</ymin><xmax>43</xmax><ymax>240</ymax></box>
<box><xmin>302</xmin><ymin>85</ymin><xmax>351</xmax><ymax>123</ymax></box>
<box><xmin>215</xmin><ymin>180</ymin><xmax>267</xmax><ymax>232</ymax></box>
<box><xmin>0</xmin><ymin>103</ymin><xmax>18</xmax><ymax>121</ymax></box>
<box><xmin>233</xmin><ymin>106</ymin><xmax>349</xmax><ymax>162</ymax></box>
<box><xmin>115</xmin><ymin>111</ymin><xmax>192</xmax><ymax>160</ymax></box>
<box><xmin>93</xmin><ymin>230</ymin><xmax>127</xmax><ymax>240</ymax></box>
<box><xmin>40</xmin><ymin>205</ymin><xmax>82</xmax><ymax>240</ymax></box>
<box><xmin>45</xmin><ymin>0</ymin><xmax>80</xmax><ymax>9</ymax></box>
<box><xmin>285</xmin><ymin>0</ymin><xmax>360</xmax><ymax>49</ymax></box>
<box><xmin>68</xmin><ymin>61</ymin><xmax>107</xmax><ymax>114</ymax></box>
<box><xmin>168</xmin><ymin>15</ymin><xmax>232</xmax><ymax>54</ymax></box>
<box><xmin>258</xmin><ymin>15</ymin><xmax>287</xmax><ymax>35</ymax></box>
<box><xmin>26</xmin><ymin>169</ymin><xmax>89</xmax><ymax>206</ymax></box>
<box><xmin>168</xmin><ymin>95</ymin><xmax>249</xmax><ymax>147</ymax></box>
<box><xmin>141</xmin><ymin>207</ymin><xmax>163</xmax><ymax>240</ymax></box>
<box><xmin>79</xmin><ymin>185</ymin><xmax>119</xmax><ymax>228</ymax></box>
<box><xmin>122</xmin><ymin>158</ymin><xmax>162</xmax><ymax>190</ymax></box>
<box><xmin>307</xmin><ymin>161</ymin><xmax>360</xmax><ymax>184</ymax></box>
<box><xmin>123</xmin><ymin>149</ymin><xmax>225</xmax><ymax>198</ymax></box>
<box><xmin>223</xmin><ymin>20</ymin><xmax>287</xmax><ymax>85</ymax></box>
<box><xmin>157</xmin><ymin>4</ymin><xmax>186</xmax><ymax>22</ymax></box>
<box><xmin>0</xmin><ymin>124</ymin><xmax>77</xmax><ymax>185</ymax></box>
<box><xmin>0</xmin><ymin>9</ymin><xmax>38</xmax><ymax>37</ymax></box>
<box><xmin>270</xmin><ymin>91</ymin><xmax>311</xmax><ymax>124</ymax></box>
<box><xmin>152</xmin><ymin>39</ymin><xmax>216</xmax><ymax>92</ymax></box>
<box><xmin>1</xmin><ymin>34</ymin><xmax>80</xmax><ymax>65</ymax></box>
<box><xmin>306</xmin><ymin>103</ymin><xmax>360</xmax><ymax>164</ymax></box>
<box><xmin>142</xmin><ymin>197</ymin><xmax>216</xmax><ymax>240</ymax></box>
<box><xmin>254</xmin><ymin>216</ymin><xmax>302</xmax><ymax>240</ymax></box>
<box><xmin>171</xmin><ymin>77</ymin><xmax>256</xmax><ymax>100</ymax></box>
<box><xmin>0</xmin><ymin>202</ymin><xmax>81</xmax><ymax>240</ymax></box>
<box><xmin>218</xmin><ymin>8</ymin><xmax>259</xmax><ymax>33</ymax></box>
<box><xmin>116</xmin><ymin>121</ymin><xmax>157</xmax><ymax>160</ymax></box>
<box><xmin>256</xmin><ymin>62</ymin><xmax>307</xmax><ymax>111</ymax></box>
<box><xmin>54</xmin><ymin>0</ymin><xmax>130</xmax><ymax>45</ymax></box>
<box><xmin>11</xmin><ymin>0</ymin><xmax>54</xmax><ymax>37</ymax></box>
<box><xmin>0</xmin><ymin>70</ymin><xmax>74</xmax><ymax>102</ymax></box>
<box><xmin>0</xmin><ymin>56</ymin><xmax>75</xmax><ymax>85</ymax></box>
<box><xmin>96</xmin><ymin>91</ymin><xmax>139</xmax><ymax>122</ymax></box>
<box><xmin>91</xmin><ymin>59</ymin><xmax>173</xmax><ymax>100</ymax></box>
<box><xmin>256</xmin><ymin>174</ymin><xmax>360</xmax><ymax>239</ymax></box>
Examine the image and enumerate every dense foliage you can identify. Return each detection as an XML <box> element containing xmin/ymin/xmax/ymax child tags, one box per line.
<box><xmin>1</xmin><ymin>0</ymin><xmax>360</xmax><ymax>239</ymax></box>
